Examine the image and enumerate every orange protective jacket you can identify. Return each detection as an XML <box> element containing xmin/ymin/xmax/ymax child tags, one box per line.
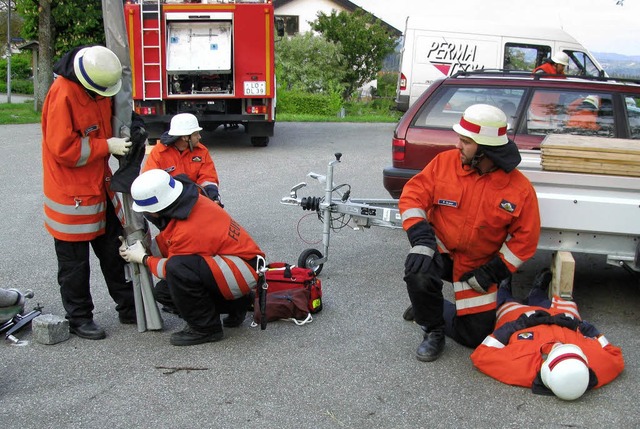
<box><xmin>399</xmin><ymin>150</ymin><xmax>540</xmax><ymax>314</ymax></box>
<box><xmin>146</xmin><ymin>195</ymin><xmax>265</xmax><ymax>300</ymax></box>
<box><xmin>533</xmin><ymin>62</ymin><xmax>564</xmax><ymax>76</ymax></box>
<box><xmin>41</xmin><ymin>76</ymin><xmax>123</xmax><ymax>242</ymax></box>
<box><xmin>143</xmin><ymin>142</ymin><xmax>219</xmax><ymax>190</ymax></box>
<box><xmin>470</xmin><ymin>297</ymin><xmax>624</xmax><ymax>390</ymax></box>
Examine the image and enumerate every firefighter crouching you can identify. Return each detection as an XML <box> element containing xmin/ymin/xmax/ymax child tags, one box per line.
<box><xmin>471</xmin><ymin>269</ymin><xmax>624</xmax><ymax>400</ymax></box>
<box><xmin>119</xmin><ymin>169</ymin><xmax>265</xmax><ymax>346</ymax></box>
<box><xmin>399</xmin><ymin>104</ymin><xmax>541</xmax><ymax>362</ymax></box>
<box><xmin>143</xmin><ymin>113</ymin><xmax>223</xmax><ymax>205</ymax></box>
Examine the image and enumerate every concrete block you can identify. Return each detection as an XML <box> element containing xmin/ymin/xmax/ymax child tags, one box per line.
<box><xmin>32</xmin><ymin>314</ymin><xmax>70</xmax><ymax>345</ymax></box>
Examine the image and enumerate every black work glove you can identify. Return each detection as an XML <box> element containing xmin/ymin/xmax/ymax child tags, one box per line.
<box><xmin>578</xmin><ymin>320</ymin><xmax>600</xmax><ymax>338</ymax></box>
<box><xmin>460</xmin><ymin>255</ymin><xmax>511</xmax><ymax>293</ymax></box>
<box><xmin>130</xmin><ymin>112</ymin><xmax>149</xmax><ymax>146</ymax></box>
<box><xmin>404</xmin><ymin>220</ymin><xmax>437</xmax><ymax>275</ymax></box>
<box><xmin>204</xmin><ymin>184</ymin><xmax>220</xmax><ymax>202</ymax></box>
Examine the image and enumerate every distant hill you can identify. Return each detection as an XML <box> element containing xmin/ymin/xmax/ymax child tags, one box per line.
<box><xmin>592</xmin><ymin>52</ymin><xmax>640</xmax><ymax>79</ymax></box>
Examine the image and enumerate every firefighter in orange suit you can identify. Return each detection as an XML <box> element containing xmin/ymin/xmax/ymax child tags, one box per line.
<box><xmin>471</xmin><ymin>269</ymin><xmax>624</xmax><ymax>400</ymax></box>
<box><xmin>533</xmin><ymin>52</ymin><xmax>570</xmax><ymax>75</ymax></box>
<box><xmin>120</xmin><ymin>169</ymin><xmax>265</xmax><ymax>346</ymax></box>
<box><xmin>143</xmin><ymin>113</ymin><xmax>221</xmax><ymax>205</ymax></box>
<box><xmin>41</xmin><ymin>45</ymin><xmax>138</xmax><ymax>340</ymax></box>
<box><xmin>399</xmin><ymin>104</ymin><xmax>541</xmax><ymax>362</ymax></box>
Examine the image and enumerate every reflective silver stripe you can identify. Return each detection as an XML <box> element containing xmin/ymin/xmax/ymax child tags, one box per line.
<box><xmin>598</xmin><ymin>335</ymin><xmax>609</xmax><ymax>348</ymax></box>
<box><xmin>156</xmin><ymin>258</ymin><xmax>167</xmax><ymax>279</ymax></box>
<box><xmin>409</xmin><ymin>245</ymin><xmax>435</xmax><ymax>257</ymax></box>
<box><xmin>551</xmin><ymin>297</ymin><xmax>581</xmax><ymax>319</ymax></box>
<box><xmin>453</xmin><ymin>282</ymin><xmax>497</xmax><ymax>310</ymax></box>
<box><xmin>436</xmin><ymin>236</ymin><xmax>448</xmax><ymax>253</ymax></box>
<box><xmin>199</xmin><ymin>181</ymin><xmax>218</xmax><ymax>188</ymax></box>
<box><xmin>44</xmin><ymin>216</ymin><xmax>105</xmax><ymax>235</ymax></box>
<box><xmin>111</xmin><ymin>194</ymin><xmax>125</xmax><ymax>225</ymax></box>
<box><xmin>500</xmin><ymin>242</ymin><xmax>524</xmax><ymax>269</ymax></box>
<box><xmin>76</xmin><ymin>136</ymin><xmax>91</xmax><ymax>167</ymax></box>
<box><xmin>496</xmin><ymin>301</ymin><xmax>526</xmax><ymax>321</ymax></box>
<box><xmin>212</xmin><ymin>255</ymin><xmax>256</xmax><ymax>299</ymax></box>
<box><xmin>45</xmin><ymin>196</ymin><xmax>105</xmax><ymax>216</ymax></box>
<box><xmin>481</xmin><ymin>335</ymin><xmax>505</xmax><ymax>349</ymax></box>
<box><xmin>401</xmin><ymin>208</ymin><xmax>426</xmax><ymax>222</ymax></box>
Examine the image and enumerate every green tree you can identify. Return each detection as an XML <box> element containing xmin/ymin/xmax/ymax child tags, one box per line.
<box><xmin>16</xmin><ymin>0</ymin><xmax>104</xmax><ymax>60</ymax></box>
<box><xmin>275</xmin><ymin>32</ymin><xmax>346</xmax><ymax>94</ymax></box>
<box><xmin>310</xmin><ymin>9</ymin><xmax>397</xmax><ymax>99</ymax></box>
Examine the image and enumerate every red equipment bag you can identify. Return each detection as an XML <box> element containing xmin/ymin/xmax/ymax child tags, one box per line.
<box><xmin>252</xmin><ymin>263</ymin><xmax>322</xmax><ymax>325</ymax></box>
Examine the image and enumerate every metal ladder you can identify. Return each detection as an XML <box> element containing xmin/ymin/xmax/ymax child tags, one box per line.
<box><xmin>140</xmin><ymin>0</ymin><xmax>163</xmax><ymax>100</ymax></box>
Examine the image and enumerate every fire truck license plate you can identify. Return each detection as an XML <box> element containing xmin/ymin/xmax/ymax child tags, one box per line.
<box><xmin>244</xmin><ymin>81</ymin><xmax>266</xmax><ymax>96</ymax></box>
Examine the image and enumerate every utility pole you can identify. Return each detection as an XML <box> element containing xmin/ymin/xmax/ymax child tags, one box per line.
<box><xmin>6</xmin><ymin>0</ymin><xmax>11</xmax><ymax>104</ymax></box>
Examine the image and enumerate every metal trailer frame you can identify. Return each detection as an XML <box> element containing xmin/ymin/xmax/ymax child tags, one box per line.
<box><xmin>281</xmin><ymin>152</ymin><xmax>640</xmax><ymax>276</ymax></box>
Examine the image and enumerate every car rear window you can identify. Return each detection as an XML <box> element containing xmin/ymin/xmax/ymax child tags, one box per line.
<box><xmin>412</xmin><ymin>86</ymin><xmax>525</xmax><ymax>130</ymax></box>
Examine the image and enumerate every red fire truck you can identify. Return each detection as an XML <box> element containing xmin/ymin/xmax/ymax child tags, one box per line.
<box><xmin>123</xmin><ymin>0</ymin><xmax>278</xmax><ymax>146</ymax></box>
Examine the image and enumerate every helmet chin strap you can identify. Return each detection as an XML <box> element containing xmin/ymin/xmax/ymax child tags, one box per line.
<box><xmin>470</xmin><ymin>147</ymin><xmax>485</xmax><ymax>171</ymax></box>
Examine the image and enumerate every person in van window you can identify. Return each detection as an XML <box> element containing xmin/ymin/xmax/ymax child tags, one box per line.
<box><xmin>533</xmin><ymin>52</ymin><xmax>570</xmax><ymax>75</ymax></box>
<box><xmin>41</xmin><ymin>46</ymin><xmax>140</xmax><ymax>340</ymax></box>
<box><xmin>142</xmin><ymin>113</ymin><xmax>222</xmax><ymax>206</ymax></box>
<box><xmin>399</xmin><ymin>104</ymin><xmax>541</xmax><ymax>362</ymax></box>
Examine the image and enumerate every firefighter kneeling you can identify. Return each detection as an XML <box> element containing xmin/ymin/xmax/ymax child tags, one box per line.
<box><xmin>119</xmin><ymin>169</ymin><xmax>265</xmax><ymax>346</ymax></box>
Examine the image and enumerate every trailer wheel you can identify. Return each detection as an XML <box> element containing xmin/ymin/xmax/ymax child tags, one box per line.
<box><xmin>298</xmin><ymin>248</ymin><xmax>323</xmax><ymax>275</ymax></box>
<box><xmin>251</xmin><ymin>136</ymin><xmax>269</xmax><ymax>147</ymax></box>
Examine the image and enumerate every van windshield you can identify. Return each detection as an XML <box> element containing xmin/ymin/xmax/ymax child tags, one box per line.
<box><xmin>565</xmin><ymin>51</ymin><xmax>602</xmax><ymax>77</ymax></box>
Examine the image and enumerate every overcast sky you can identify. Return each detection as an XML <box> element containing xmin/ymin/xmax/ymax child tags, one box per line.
<box><xmin>350</xmin><ymin>0</ymin><xmax>640</xmax><ymax>56</ymax></box>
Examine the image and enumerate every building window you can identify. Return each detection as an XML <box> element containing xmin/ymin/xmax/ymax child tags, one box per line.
<box><xmin>276</xmin><ymin>15</ymin><xmax>299</xmax><ymax>35</ymax></box>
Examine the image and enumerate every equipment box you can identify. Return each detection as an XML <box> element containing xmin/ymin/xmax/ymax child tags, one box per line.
<box><xmin>166</xmin><ymin>21</ymin><xmax>232</xmax><ymax>72</ymax></box>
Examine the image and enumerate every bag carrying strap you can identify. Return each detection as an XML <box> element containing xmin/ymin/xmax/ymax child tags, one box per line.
<box><xmin>251</xmin><ymin>313</ymin><xmax>312</xmax><ymax>328</ymax></box>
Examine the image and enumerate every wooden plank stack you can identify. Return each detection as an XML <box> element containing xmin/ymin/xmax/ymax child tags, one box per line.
<box><xmin>540</xmin><ymin>134</ymin><xmax>640</xmax><ymax>177</ymax></box>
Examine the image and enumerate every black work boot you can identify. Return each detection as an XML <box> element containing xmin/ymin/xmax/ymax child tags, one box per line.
<box><xmin>416</xmin><ymin>328</ymin><xmax>445</xmax><ymax>362</ymax></box>
<box><xmin>170</xmin><ymin>325</ymin><xmax>224</xmax><ymax>346</ymax></box>
<box><xmin>69</xmin><ymin>320</ymin><xmax>106</xmax><ymax>340</ymax></box>
<box><xmin>222</xmin><ymin>292</ymin><xmax>253</xmax><ymax>327</ymax></box>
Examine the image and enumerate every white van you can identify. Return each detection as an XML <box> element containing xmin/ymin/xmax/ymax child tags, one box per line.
<box><xmin>395</xmin><ymin>17</ymin><xmax>606</xmax><ymax>111</ymax></box>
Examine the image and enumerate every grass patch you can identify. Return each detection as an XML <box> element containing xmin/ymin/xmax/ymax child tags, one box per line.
<box><xmin>0</xmin><ymin>101</ymin><xmax>41</xmax><ymax>125</ymax></box>
<box><xmin>278</xmin><ymin>112</ymin><xmax>401</xmax><ymax>123</ymax></box>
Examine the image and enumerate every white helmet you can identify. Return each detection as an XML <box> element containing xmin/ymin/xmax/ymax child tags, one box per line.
<box><xmin>131</xmin><ymin>169</ymin><xmax>183</xmax><ymax>213</ymax></box>
<box><xmin>168</xmin><ymin>113</ymin><xmax>203</xmax><ymax>136</ymax></box>
<box><xmin>73</xmin><ymin>46</ymin><xmax>123</xmax><ymax>97</ymax></box>
<box><xmin>551</xmin><ymin>52</ymin><xmax>570</xmax><ymax>67</ymax></box>
<box><xmin>541</xmin><ymin>343</ymin><xmax>590</xmax><ymax>401</ymax></box>
<box><xmin>453</xmin><ymin>104</ymin><xmax>508</xmax><ymax>146</ymax></box>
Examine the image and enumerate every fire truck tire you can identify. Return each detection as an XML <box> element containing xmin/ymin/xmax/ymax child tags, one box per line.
<box><xmin>251</xmin><ymin>136</ymin><xmax>270</xmax><ymax>147</ymax></box>
<box><xmin>298</xmin><ymin>248</ymin><xmax>323</xmax><ymax>275</ymax></box>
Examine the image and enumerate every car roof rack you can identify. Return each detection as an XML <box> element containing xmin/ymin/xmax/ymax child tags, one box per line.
<box><xmin>450</xmin><ymin>69</ymin><xmax>640</xmax><ymax>86</ymax></box>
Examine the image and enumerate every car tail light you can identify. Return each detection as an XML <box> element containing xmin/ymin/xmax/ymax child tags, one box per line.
<box><xmin>247</xmin><ymin>105</ymin><xmax>267</xmax><ymax>114</ymax></box>
<box><xmin>135</xmin><ymin>106</ymin><xmax>157</xmax><ymax>115</ymax></box>
<box><xmin>392</xmin><ymin>137</ymin><xmax>405</xmax><ymax>162</ymax></box>
<box><xmin>399</xmin><ymin>73</ymin><xmax>407</xmax><ymax>91</ymax></box>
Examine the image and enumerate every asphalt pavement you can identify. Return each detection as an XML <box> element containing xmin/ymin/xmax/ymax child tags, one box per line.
<box><xmin>1</xmin><ymin>122</ymin><xmax>639</xmax><ymax>429</ymax></box>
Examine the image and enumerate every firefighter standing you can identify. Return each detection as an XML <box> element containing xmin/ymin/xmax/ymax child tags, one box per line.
<box><xmin>471</xmin><ymin>270</ymin><xmax>624</xmax><ymax>400</ymax></box>
<box><xmin>41</xmin><ymin>45</ymin><xmax>138</xmax><ymax>340</ymax></box>
<box><xmin>533</xmin><ymin>52</ymin><xmax>570</xmax><ymax>75</ymax></box>
<box><xmin>143</xmin><ymin>113</ymin><xmax>222</xmax><ymax>204</ymax></box>
<box><xmin>119</xmin><ymin>169</ymin><xmax>265</xmax><ymax>346</ymax></box>
<box><xmin>399</xmin><ymin>104</ymin><xmax>541</xmax><ymax>362</ymax></box>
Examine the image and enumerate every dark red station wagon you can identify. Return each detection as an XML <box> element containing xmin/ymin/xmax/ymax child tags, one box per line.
<box><xmin>383</xmin><ymin>70</ymin><xmax>640</xmax><ymax>198</ymax></box>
